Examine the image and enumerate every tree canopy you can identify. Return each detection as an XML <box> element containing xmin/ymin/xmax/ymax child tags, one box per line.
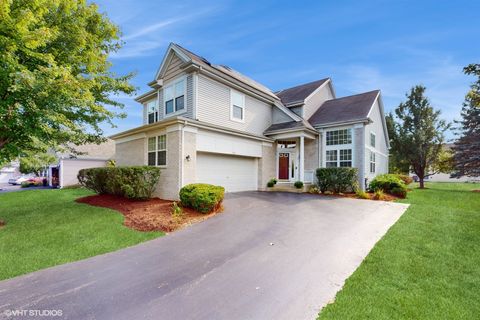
<box><xmin>451</xmin><ymin>64</ymin><xmax>480</xmax><ymax>177</ymax></box>
<box><xmin>389</xmin><ymin>85</ymin><xmax>450</xmax><ymax>188</ymax></box>
<box><xmin>0</xmin><ymin>0</ymin><xmax>135</xmax><ymax>163</ymax></box>
<box><xmin>19</xmin><ymin>151</ymin><xmax>56</xmax><ymax>176</ymax></box>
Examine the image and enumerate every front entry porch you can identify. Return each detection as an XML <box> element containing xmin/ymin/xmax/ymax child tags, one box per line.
<box><xmin>272</xmin><ymin>132</ymin><xmax>317</xmax><ymax>184</ymax></box>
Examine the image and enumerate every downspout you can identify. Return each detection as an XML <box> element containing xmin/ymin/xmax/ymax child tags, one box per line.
<box><xmin>180</xmin><ymin>120</ymin><xmax>188</xmax><ymax>188</ymax></box>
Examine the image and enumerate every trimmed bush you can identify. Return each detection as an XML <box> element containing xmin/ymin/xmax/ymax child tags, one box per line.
<box><xmin>294</xmin><ymin>181</ymin><xmax>304</xmax><ymax>189</ymax></box>
<box><xmin>369</xmin><ymin>174</ymin><xmax>406</xmax><ymax>193</ymax></box>
<box><xmin>77</xmin><ymin>166</ymin><xmax>161</xmax><ymax>200</ymax></box>
<box><xmin>391</xmin><ymin>186</ymin><xmax>407</xmax><ymax>198</ymax></box>
<box><xmin>316</xmin><ymin>167</ymin><xmax>358</xmax><ymax>193</ymax></box>
<box><xmin>394</xmin><ymin>174</ymin><xmax>413</xmax><ymax>185</ymax></box>
<box><xmin>179</xmin><ymin>183</ymin><xmax>225</xmax><ymax>214</ymax></box>
<box><xmin>267</xmin><ymin>181</ymin><xmax>275</xmax><ymax>188</ymax></box>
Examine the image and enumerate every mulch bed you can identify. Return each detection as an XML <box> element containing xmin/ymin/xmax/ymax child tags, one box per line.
<box><xmin>313</xmin><ymin>192</ymin><xmax>400</xmax><ymax>201</ymax></box>
<box><xmin>473</xmin><ymin>190</ymin><xmax>480</xmax><ymax>193</ymax></box>
<box><xmin>0</xmin><ymin>219</ymin><xmax>5</xmax><ymax>228</ymax></box>
<box><xmin>76</xmin><ymin>194</ymin><xmax>221</xmax><ymax>232</ymax></box>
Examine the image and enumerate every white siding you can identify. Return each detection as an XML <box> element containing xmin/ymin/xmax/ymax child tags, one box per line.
<box><xmin>304</xmin><ymin>83</ymin><xmax>334</xmax><ymax>120</ymax></box>
<box><xmin>364</xmin><ymin>99</ymin><xmax>389</xmax><ymax>179</ymax></box>
<box><xmin>272</xmin><ymin>107</ymin><xmax>293</xmax><ymax>124</ymax></box>
<box><xmin>163</xmin><ymin>53</ymin><xmax>184</xmax><ymax>83</ymax></box>
<box><xmin>60</xmin><ymin>159</ymin><xmax>107</xmax><ymax>187</ymax></box>
<box><xmin>197</xmin><ymin>75</ymin><xmax>272</xmax><ymax>136</ymax></box>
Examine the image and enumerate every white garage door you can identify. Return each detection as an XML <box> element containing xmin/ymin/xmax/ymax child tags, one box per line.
<box><xmin>197</xmin><ymin>152</ymin><xmax>258</xmax><ymax>192</ymax></box>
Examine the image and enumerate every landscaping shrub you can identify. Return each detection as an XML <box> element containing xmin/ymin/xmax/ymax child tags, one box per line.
<box><xmin>308</xmin><ymin>186</ymin><xmax>320</xmax><ymax>194</ymax></box>
<box><xmin>316</xmin><ymin>167</ymin><xmax>358</xmax><ymax>193</ymax></box>
<box><xmin>356</xmin><ymin>189</ymin><xmax>369</xmax><ymax>199</ymax></box>
<box><xmin>391</xmin><ymin>186</ymin><xmax>407</xmax><ymax>198</ymax></box>
<box><xmin>294</xmin><ymin>181</ymin><xmax>304</xmax><ymax>189</ymax></box>
<box><xmin>373</xmin><ymin>189</ymin><xmax>386</xmax><ymax>200</ymax></box>
<box><xmin>179</xmin><ymin>183</ymin><xmax>225</xmax><ymax>214</ymax></box>
<box><xmin>77</xmin><ymin>166</ymin><xmax>161</xmax><ymax>200</ymax></box>
<box><xmin>369</xmin><ymin>174</ymin><xmax>406</xmax><ymax>193</ymax></box>
<box><xmin>270</xmin><ymin>178</ymin><xmax>278</xmax><ymax>185</ymax></box>
<box><xmin>267</xmin><ymin>181</ymin><xmax>275</xmax><ymax>188</ymax></box>
<box><xmin>394</xmin><ymin>174</ymin><xmax>413</xmax><ymax>185</ymax></box>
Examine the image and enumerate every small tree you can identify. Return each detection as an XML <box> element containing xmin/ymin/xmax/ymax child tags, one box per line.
<box><xmin>386</xmin><ymin>112</ymin><xmax>409</xmax><ymax>173</ymax></box>
<box><xmin>19</xmin><ymin>152</ymin><xmax>56</xmax><ymax>177</ymax></box>
<box><xmin>451</xmin><ymin>64</ymin><xmax>480</xmax><ymax>177</ymax></box>
<box><xmin>390</xmin><ymin>85</ymin><xmax>450</xmax><ymax>188</ymax></box>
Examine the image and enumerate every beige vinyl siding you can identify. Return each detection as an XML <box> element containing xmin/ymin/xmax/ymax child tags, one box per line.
<box><xmin>163</xmin><ymin>53</ymin><xmax>185</xmax><ymax>83</ymax></box>
<box><xmin>185</xmin><ymin>74</ymin><xmax>194</xmax><ymax>119</ymax></box>
<box><xmin>61</xmin><ymin>159</ymin><xmax>107</xmax><ymax>187</ymax></box>
<box><xmin>304</xmin><ymin>83</ymin><xmax>334</xmax><ymax>120</ymax></box>
<box><xmin>290</xmin><ymin>106</ymin><xmax>303</xmax><ymax>118</ymax></box>
<box><xmin>272</xmin><ymin>107</ymin><xmax>292</xmax><ymax>124</ymax></box>
<box><xmin>197</xmin><ymin>75</ymin><xmax>272</xmax><ymax>136</ymax></box>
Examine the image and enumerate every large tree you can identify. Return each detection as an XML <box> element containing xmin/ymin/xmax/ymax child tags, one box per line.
<box><xmin>386</xmin><ymin>112</ymin><xmax>409</xmax><ymax>173</ymax></box>
<box><xmin>0</xmin><ymin>0</ymin><xmax>134</xmax><ymax>163</ymax></box>
<box><xmin>451</xmin><ymin>64</ymin><xmax>480</xmax><ymax>177</ymax></box>
<box><xmin>390</xmin><ymin>85</ymin><xmax>450</xmax><ymax>188</ymax></box>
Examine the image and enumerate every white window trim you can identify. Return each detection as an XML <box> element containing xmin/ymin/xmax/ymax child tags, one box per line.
<box><xmin>163</xmin><ymin>76</ymin><xmax>187</xmax><ymax>119</ymax></box>
<box><xmin>230</xmin><ymin>89</ymin><xmax>245</xmax><ymax>123</ymax></box>
<box><xmin>146</xmin><ymin>98</ymin><xmax>159</xmax><ymax>124</ymax></box>
<box><xmin>147</xmin><ymin>135</ymin><xmax>167</xmax><ymax>168</ymax></box>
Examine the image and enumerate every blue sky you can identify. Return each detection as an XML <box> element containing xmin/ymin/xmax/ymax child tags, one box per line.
<box><xmin>97</xmin><ymin>0</ymin><xmax>479</xmax><ymax>139</ymax></box>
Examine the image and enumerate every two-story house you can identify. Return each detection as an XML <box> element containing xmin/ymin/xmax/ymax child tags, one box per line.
<box><xmin>111</xmin><ymin>43</ymin><xmax>389</xmax><ymax>200</ymax></box>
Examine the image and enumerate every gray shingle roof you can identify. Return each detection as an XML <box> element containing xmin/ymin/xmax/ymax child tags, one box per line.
<box><xmin>309</xmin><ymin>90</ymin><xmax>380</xmax><ymax>127</ymax></box>
<box><xmin>264</xmin><ymin>119</ymin><xmax>316</xmax><ymax>134</ymax></box>
<box><xmin>174</xmin><ymin>44</ymin><xmax>277</xmax><ymax>99</ymax></box>
<box><xmin>275</xmin><ymin>78</ymin><xmax>330</xmax><ymax>106</ymax></box>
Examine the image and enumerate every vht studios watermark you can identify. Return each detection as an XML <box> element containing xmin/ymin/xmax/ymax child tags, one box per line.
<box><xmin>3</xmin><ymin>309</ymin><xmax>63</xmax><ymax>318</ymax></box>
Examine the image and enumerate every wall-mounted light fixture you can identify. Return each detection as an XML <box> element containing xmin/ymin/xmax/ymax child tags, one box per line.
<box><xmin>185</xmin><ymin>155</ymin><xmax>191</xmax><ymax>161</ymax></box>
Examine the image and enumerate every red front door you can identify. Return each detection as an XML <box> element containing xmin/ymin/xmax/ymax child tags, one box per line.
<box><xmin>278</xmin><ymin>153</ymin><xmax>290</xmax><ymax>180</ymax></box>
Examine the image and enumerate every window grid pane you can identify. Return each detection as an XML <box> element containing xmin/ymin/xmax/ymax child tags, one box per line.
<box><xmin>157</xmin><ymin>135</ymin><xmax>166</xmax><ymax>150</ymax></box>
<box><xmin>165</xmin><ymin>100</ymin><xmax>174</xmax><ymax>114</ymax></box>
<box><xmin>326</xmin><ymin>129</ymin><xmax>352</xmax><ymax>145</ymax></box>
<box><xmin>148</xmin><ymin>137</ymin><xmax>156</xmax><ymax>152</ymax></box>
<box><xmin>148</xmin><ymin>152</ymin><xmax>156</xmax><ymax>166</ymax></box>
<box><xmin>175</xmin><ymin>95</ymin><xmax>184</xmax><ymax>111</ymax></box>
<box><xmin>370</xmin><ymin>133</ymin><xmax>376</xmax><ymax>148</ymax></box>
<box><xmin>233</xmin><ymin>105</ymin><xmax>243</xmax><ymax>119</ymax></box>
<box><xmin>157</xmin><ymin>151</ymin><xmax>166</xmax><ymax>166</ymax></box>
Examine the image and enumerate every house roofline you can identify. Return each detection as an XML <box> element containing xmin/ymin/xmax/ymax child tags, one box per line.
<box><xmin>109</xmin><ymin>116</ymin><xmax>274</xmax><ymax>143</ymax></box>
<box><xmin>312</xmin><ymin>118</ymin><xmax>370</xmax><ymax>129</ymax></box>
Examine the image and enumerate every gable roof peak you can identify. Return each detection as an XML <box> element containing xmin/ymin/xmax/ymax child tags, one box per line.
<box><xmin>275</xmin><ymin>78</ymin><xmax>331</xmax><ymax>106</ymax></box>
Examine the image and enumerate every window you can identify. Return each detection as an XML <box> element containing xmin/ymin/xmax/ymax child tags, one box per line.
<box><xmin>370</xmin><ymin>151</ymin><xmax>376</xmax><ymax>173</ymax></box>
<box><xmin>278</xmin><ymin>140</ymin><xmax>296</xmax><ymax>149</ymax></box>
<box><xmin>326</xmin><ymin>149</ymin><xmax>352</xmax><ymax>167</ymax></box>
<box><xmin>148</xmin><ymin>135</ymin><xmax>167</xmax><ymax>166</ymax></box>
<box><xmin>326</xmin><ymin>150</ymin><xmax>338</xmax><ymax>167</ymax></box>
<box><xmin>230</xmin><ymin>90</ymin><xmax>245</xmax><ymax>121</ymax></box>
<box><xmin>339</xmin><ymin>149</ymin><xmax>352</xmax><ymax>167</ymax></box>
<box><xmin>147</xmin><ymin>100</ymin><xmax>158</xmax><ymax>124</ymax></box>
<box><xmin>326</xmin><ymin>129</ymin><xmax>352</xmax><ymax>145</ymax></box>
<box><xmin>164</xmin><ymin>79</ymin><xmax>185</xmax><ymax>115</ymax></box>
<box><xmin>370</xmin><ymin>132</ymin><xmax>376</xmax><ymax>148</ymax></box>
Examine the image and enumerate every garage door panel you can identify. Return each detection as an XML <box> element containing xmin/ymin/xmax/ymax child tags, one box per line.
<box><xmin>196</xmin><ymin>153</ymin><xmax>258</xmax><ymax>192</ymax></box>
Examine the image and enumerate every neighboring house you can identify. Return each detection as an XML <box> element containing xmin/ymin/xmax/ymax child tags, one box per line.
<box><xmin>0</xmin><ymin>161</ymin><xmax>20</xmax><ymax>183</ymax></box>
<box><xmin>48</xmin><ymin>140</ymin><xmax>115</xmax><ymax>188</ymax></box>
<box><xmin>111</xmin><ymin>43</ymin><xmax>389</xmax><ymax>199</ymax></box>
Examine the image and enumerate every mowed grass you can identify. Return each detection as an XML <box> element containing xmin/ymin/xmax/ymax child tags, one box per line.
<box><xmin>0</xmin><ymin>188</ymin><xmax>163</xmax><ymax>281</ymax></box>
<box><xmin>318</xmin><ymin>182</ymin><xmax>480</xmax><ymax>319</ymax></box>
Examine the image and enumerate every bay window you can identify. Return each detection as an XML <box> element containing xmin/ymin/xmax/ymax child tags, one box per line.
<box><xmin>148</xmin><ymin>135</ymin><xmax>167</xmax><ymax>166</ymax></box>
<box><xmin>164</xmin><ymin>79</ymin><xmax>185</xmax><ymax>115</ymax></box>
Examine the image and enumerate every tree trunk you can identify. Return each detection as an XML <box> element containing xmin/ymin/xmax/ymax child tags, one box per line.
<box><xmin>419</xmin><ymin>178</ymin><xmax>425</xmax><ymax>189</ymax></box>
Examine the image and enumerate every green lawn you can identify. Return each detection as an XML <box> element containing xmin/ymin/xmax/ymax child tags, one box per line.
<box><xmin>0</xmin><ymin>188</ymin><xmax>163</xmax><ymax>281</ymax></box>
<box><xmin>318</xmin><ymin>182</ymin><xmax>480</xmax><ymax>319</ymax></box>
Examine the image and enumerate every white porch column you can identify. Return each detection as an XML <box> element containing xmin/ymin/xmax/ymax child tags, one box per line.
<box><xmin>299</xmin><ymin>136</ymin><xmax>305</xmax><ymax>182</ymax></box>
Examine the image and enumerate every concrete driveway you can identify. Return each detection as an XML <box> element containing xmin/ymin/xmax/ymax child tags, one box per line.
<box><xmin>0</xmin><ymin>192</ymin><xmax>408</xmax><ymax>320</ymax></box>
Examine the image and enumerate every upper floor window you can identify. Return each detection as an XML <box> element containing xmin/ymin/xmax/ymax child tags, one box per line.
<box><xmin>148</xmin><ymin>135</ymin><xmax>167</xmax><ymax>166</ymax></box>
<box><xmin>147</xmin><ymin>99</ymin><xmax>158</xmax><ymax>124</ymax></box>
<box><xmin>326</xmin><ymin>129</ymin><xmax>352</xmax><ymax>145</ymax></box>
<box><xmin>164</xmin><ymin>79</ymin><xmax>185</xmax><ymax>115</ymax></box>
<box><xmin>370</xmin><ymin>132</ymin><xmax>376</xmax><ymax>148</ymax></box>
<box><xmin>230</xmin><ymin>90</ymin><xmax>245</xmax><ymax>122</ymax></box>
